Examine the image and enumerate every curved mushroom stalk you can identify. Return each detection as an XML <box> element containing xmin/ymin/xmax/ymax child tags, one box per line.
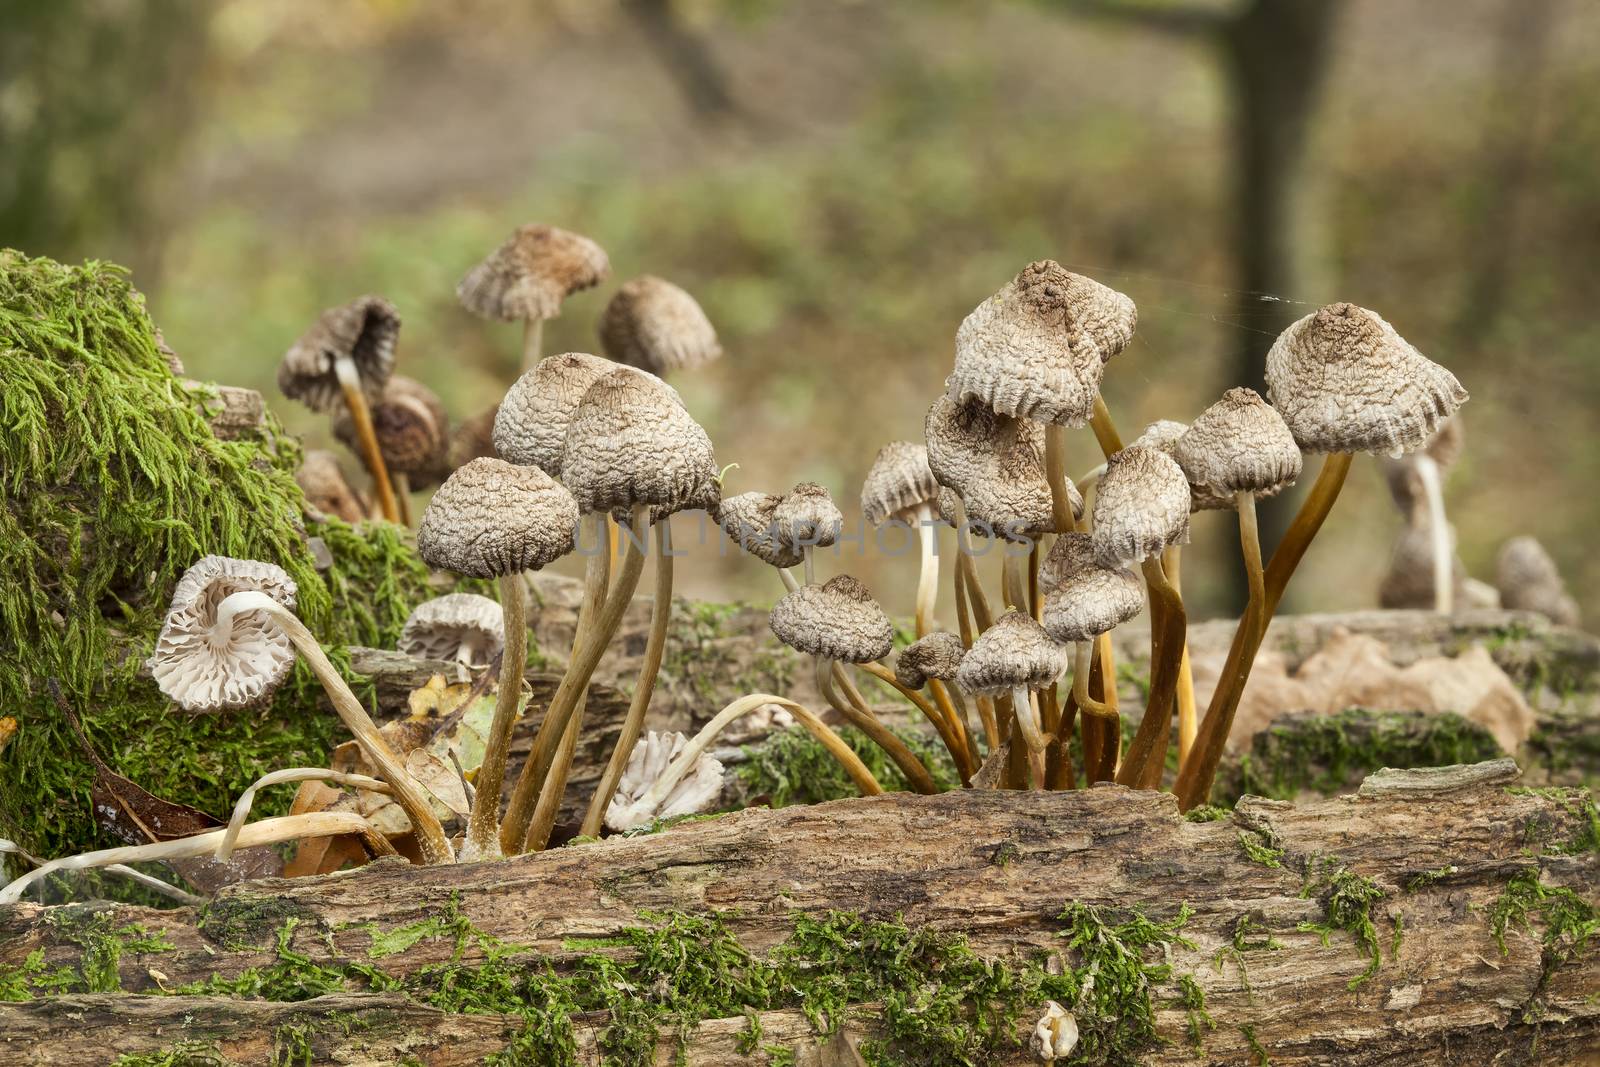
<box><xmin>457</xmin><ymin>573</ymin><xmax>529</xmax><ymax>862</ymax></box>
<box><xmin>857</xmin><ymin>661</ymin><xmax>972</xmax><ymax>784</ymax></box>
<box><xmin>332</xmin><ymin>355</ymin><xmax>400</xmax><ymax>523</ymax></box>
<box><xmin>818</xmin><ymin>660</ymin><xmax>939</xmax><ymax>794</ymax></box>
<box><xmin>1010</xmin><ymin>685</ymin><xmax>1048</xmax><ymax>788</ymax></box>
<box><xmin>0</xmin><ymin>840</ymin><xmax>202</xmax><ymax>907</ymax></box>
<box><xmin>1116</xmin><ymin>556</ymin><xmax>1187</xmax><ymax>790</ymax></box>
<box><xmin>217</xmin><ymin>767</ymin><xmax>389</xmax><ymax>862</ymax></box>
<box><xmin>213</xmin><ymin>591</ymin><xmax>454</xmax><ymax>865</ymax></box>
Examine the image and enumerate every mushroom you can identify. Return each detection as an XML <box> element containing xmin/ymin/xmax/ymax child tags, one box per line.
<box><xmin>493</xmin><ymin>352</ymin><xmax>616</xmax><ymax>476</ymax></box>
<box><xmin>1175</xmin><ymin>302</ymin><xmax>1468</xmax><ymax>811</ymax></box>
<box><xmin>417</xmin><ymin>457</ymin><xmax>579</xmax><ymax>861</ymax></box>
<box><xmin>603</xmin><ymin>730</ymin><xmax>726</xmax><ymax>832</ymax></box>
<box><xmin>332</xmin><ymin>375</ymin><xmax>450</xmax><ymax>523</ymax></box>
<box><xmin>861</xmin><ymin>441</ymin><xmax>943</xmax><ymax>637</ymax></box>
<box><xmin>598</xmin><ymin>275</ymin><xmax>722</xmax><ymax>374</ymax></box>
<box><xmin>1496</xmin><ymin>536</ymin><xmax>1580</xmax><ymax>627</ymax></box>
<box><xmin>457</xmin><ymin>224</ymin><xmax>610</xmax><ymax>373</ymax></box>
<box><xmin>399</xmin><ymin>593</ymin><xmax>505</xmax><ymax>667</ymax></box>
<box><xmin>278</xmin><ymin>295</ymin><xmax>403</xmax><ymax>523</ymax></box>
<box><xmin>717</xmin><ymin>490</ymin><xmax>805</xmax><ymax>573</ymax></box>
<box><xmin>1381</xmin><ymin>416</ymin><xmax>1465</xmax><ymax>613</ymax></box>
<box><xmin>147</xmin><ymin>556</ymin><xmax>453</xmax><ymax>865</ymax></box>
<box><xmin>955</xmin><ymin>608</ymin><xmax>1066</xmax><ymax>787</ymax></box>
<box><xmin>296</xmin><ymin>449</ymin><xmax>369</xmax><ymax>524</ymax></box>
<box><xmin>769</xmin><ymin>574</ymin><xmax>937</xmax><ymax>794</ymax></box>
<box><xmin>772</xmin><ymin>481</ymin><xmax>843</xmax><ymax>585</ymax></box>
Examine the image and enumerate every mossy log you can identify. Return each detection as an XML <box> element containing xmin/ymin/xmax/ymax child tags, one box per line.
<box><xmin>2</xmin><ymin>760</ymin><xmax>1595</xmax><ymax>1065</ymax></box>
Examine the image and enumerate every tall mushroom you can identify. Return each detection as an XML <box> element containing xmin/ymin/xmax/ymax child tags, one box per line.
<box><xmin>333</xmin><ymin>375</ymin><xmax>450</xmax><ymax>524</ymax></box>
<box><xmin>416</xmin><ymin>457</ymin><xmax>579</xmax><ymax>861</ymax></box>
<box><xmin>399</xmin><ymin>593</ymin><xmax>505</xmax><ymax>667</ymax></box>
<box><xmin>278</xmin><ymin>295</ymin><xmax>402</xmax><ymax>523</ymax></box>
<box><xmin>955</xmin><ymin>608</ymin><xmax>1066</xmax><ymax>788</ymax></box>
<box><xmin>598</xmin><ymin>275</ymin><xmax>722</xmax><ymax>374</ymax></box>
<box><xmin>458</xmin><ymin>224</ymin><xmax>610</xmax><ymax>373</ymax></box>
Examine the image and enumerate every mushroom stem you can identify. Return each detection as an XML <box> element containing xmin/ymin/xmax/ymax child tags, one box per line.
<box><xmin>332</xmin><ymin>355</ymin><xmax>400</xmax><ymax>523</ymax></box>
<box><xmin>1237</xmin><ymin>491</ymin><xmax>1266</xmax><ymax>640</ymax></box>
<box><xmin>1071</xmin><ymin>641</ymin><xmax>1113</xmax><ymax>721</ymax></box>
<box><xmin>1077</xmin><ymin>637</ymin><xmax>1121</xmax><ymax>783</ymax></box>
<box><xmin>0</xmin><ymin>813</ymin><xmax>396</xmax><ymax>905</ymax></box>
<box><xmin>915</xmin><ymin>509</ymin><xmax>939</xmax><ymax>637</ymax></box>
<box><xmin>526</xmin><ymin>687</ymin><xmax>588</xmax><ymax>852</ymax></box>
<box><xmin>503</xmin><ymin>506</ymin><xmax>650</xmax><ymax>853</ymax></box>
<box><xmin>1175</xmin><ymin>452</ymin><xmax>1353</xmax><ymax>810</ymax></box>
<box><xmin>217</xmin><ymin>768</ymin><xmax>389</xmax><ymax>863</ymax></box>
<box><xmin>1028</xmin><ymin>539</ymin><xmax>1042</xmax><ymax>622</ymax></box>
<box><xmin>777</xmin><ymin>566</ymin><xmax>801</xmax><ymax>594</ymax></box>
<box><xmin>1010</xmin><ymin>685</ymin><xmax>1048</xmax><ymax>789</ymax></box>
<box><xmin>858</xmin><ymin>661</ymin><xmax>970</xmax><ymax>783</ymax></box>
<box><xmin>458</xmin><ymin>571</ymin><xmax>529</xmax><ymax>861</ymax></box>
<box><xmin>1001</xmin><ymin>551</ymin><xmax>1028</xmax><ymax>613</ymax></box>
<box><xmin>214</xmin><ymin>591</ymin><xmax>453</xmax><ymax>865</ymax></box>
<box><xmin>933</xmin><ymin>679</ymin><xmax>975</xmax><ymax>772</ymax></box>
<box><xmin>1116</xmin><ymin>557</ymin><xmax>1187</xmax><ymax>790</ymax></box>
<box><xmin>804</xmin><ymin>545</ymin><xmax>816</xmax><ymax>586</ymax></box>
<box><xmin>521</xmin><ymin>317</ymin><xmax>545</xmax><ymax>374</ymax></box>
<box><xmin>1414</xmin><ymin>455</ymin><xmax>1453</xmax><ymax>614</ymax></box>
<box><xmin>1165</xmin><ymin>546</ymin><xmax>1199</xmax><ymax>770</ymax></box>
<box><xmin>1089</xmin><ymin>394</ymin><xmax>1126</xmax><ymax>460</ymax></box>
<box><xmin>820</xmin><ymin>660</ymin><xmax>938</xmax><ymax>794</ymax></box>
<box><xmin>454</xmin><ymin>632</ymin><xmax>482</xmax><ymax>666</ymax></box>
<box><xmin>582</xmin><ymin>519</ymin><xmax>675</xmax><ymax>838</ymax></box>
<box><xmin>393</xmin><ymin>472</ymin><xmax>413</xmax><ymax>526</ymax></box>
<box><xmin>1044</xmin><ymin>424</ymin><xmax>1077</xmax><ymax>534</ymax></box>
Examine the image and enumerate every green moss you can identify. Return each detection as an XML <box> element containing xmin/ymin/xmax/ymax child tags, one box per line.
<box><xmin>663</xmin><ymin>598</ymin><xmax>793</xmax><ymax>707</ymax></box>
<box><xmin>736</xmin><ymin>723</ymin><xmax>959</xmax><ymax>806</ymax></box>
<box><xmin>1488</xmin><ymin>868</ymin><xmax>1597</xmax><ymax>967</ymax></box>
<box><xmin>1055</xmin><ymin>901</ymin><xmax>1196</xmax><ymax>1064</ymax></box>
<box><xmin>1172</xmin><ymin>973</ymin><xmax>1213</xmax><ymax>1052</ymax></box>
<box><xmin>111</xmin><ymin>1044</ymin><xmax>233</xmax><ymax>1067</ymax></box>
<box><xmin>1404</xmin><ymin>865</ymin><xmax>1459</xmax><ymax>893</ymax></box>
<box><xmin>1183</xmin><ymin>804</ymin><xmax>1231</xmax><ymax>823</ymax></box>
<box><xmin>1297</xmin><ymin>868</ymin><xmax>1389</xmax><ymax>990</ymax></box>
<box><xmin>199</xmin><ymin>895</ymin><xmax>321</xmax><ymax>953</ymax></box>
<box><xmin>1</xmin><ymin>908</ymin><xmax>177</xmax><ymax>1000</ymax></box>
<box><xmin>1211</xmin><ymin>912</ymin><xmax>1281</xmax><ymax>999</ymax></box>
<box><xmin>1238</xmin><ymin>829</ymin><xmax>1285</xmax><ymax>869</ymax></box>
<box><xmin>1240</xmin><ymin>1023</ymin><xmax>1271</xmax><ymax>1065</ymax></box>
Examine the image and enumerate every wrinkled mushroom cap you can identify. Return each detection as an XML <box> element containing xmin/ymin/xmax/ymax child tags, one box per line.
<box><xmin>955</xmin><ymin>609</ymin><xmax>1065</xmax><ymax>695</ymax></box>
<box><xmin>598</xmin><ymin>275</ymin><xmax>722</xmax><ymax>373</ymax></box>
<box><xmin>333</xmin><ymin>375</ymin><xmax>449</xmax><ymax>477</ymax></box>
<box><xmin>417</xmin><ymin>457</ymin><xmax>579</xmax><ymax>578</ymax></box>
<box><xmin>399</xmin><ymin>593</ymin><xmax>505</xmax><ymax>666</ymax></box>
<box><xmin>494</xmin><ymin>352</ymin><xmax>615</xmax><ymax>475</ymax></box>
<box><xmin>861</xmin><ymin>441</ymin><xmax>941</xmax><ymax>527</ymax></box>
<box><xmin>457</xmin><ymin>224</ymin><xmax>610</xmax><ymax>323</ymax></box>
<box><xmin>773</xmin><ymin>482</ymin><xmax>843</xmax><ymax>550</ymax></box>
<box><xmin>1174</xmin><ymin>388</ymin><xmax>1302</xmax><ymax>498</ymax></box>
<box><xmin>769</xmin><ymin>574</ymin><xmax>894</xmax><ymax>663</ymax></box>
<box><xmin>278</xmin><ymin>295</ymin><xmax>399</xmax><ymax>412</ymax></box>
<box><xmin>147</xmin><ymin>556</ymin><xmax>299</xmax><ymax>711</ymax></box>
<box><xmin>604</xmin><ymin>730</ymin><xmax>726</xmax><ymax>832</ymax></box>
<box><xmin>949</xmin><ymin>261</ymin><xmax>1136</xmax><ymax>427</ymax></box>
<box><xmin>718</xmin><ymin>491</ymin><xmax>805</xmax><ymax>569</ymax></box>
<box><xmin>1266</xmin><ymin>302</ymin><xmax>1468</xmax><ymax>457</ymax></box>
<box><xmin>1040</xmin><ymin>533</ymin><xmax>1145</xmax><ymax>642</ymax></box>
<box><xmin>1496</xmin><ymin>536</ymin><xmax>1580</xmax><ymax>627</ymax></box>
<box><xmin>1091</xmin><ymin>446</ymin><xmax>1191</xmax><ymax>566</ymax></box>
<box><xmin>924</xmin><ymin>393</ymin><xmax>1071</xmax><ymax>541</ymax></box>
<box><xmin>297</xmin><ymin>449</ymin><xmax>369</xmax><ymax>523</ymax></box>
<box><xmin>1130</xmin><ymin>420</ymin><xmax>1235</xmax><ymax>512</ymax></box>
<box><xmin>895</xmin><ymin>631</ymin><xmax>965</xmax><ymax>690</ymax></box>
<box><xmin>560</xmin><ymin>366</ymin><xmax>717</xmax><ymax>518</ymax></box>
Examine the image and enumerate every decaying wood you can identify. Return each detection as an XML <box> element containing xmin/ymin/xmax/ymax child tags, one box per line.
<box><xmin>186</xmin><ymin>382</ymin><xmax>267</xmax><ymax>440</ymax></box>
<box><xmin>3</xmin><ymin>764</ymin><xmax>1595</xmax><ymax>1065</ymax></box>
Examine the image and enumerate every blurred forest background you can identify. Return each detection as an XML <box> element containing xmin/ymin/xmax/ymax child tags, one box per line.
<box><xmin>4</xmin><ymin>0</ymin><xmax>1596</xmax><ymax>623</ymax></box>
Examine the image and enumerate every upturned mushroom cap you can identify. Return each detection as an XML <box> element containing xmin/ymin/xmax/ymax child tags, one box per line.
<box><xmin>333</xmin><ymin>375</ymin><xmax>449</xmax><ymax>477</ymax></box>
<box><xmin>948</xmin><ymin>260</ymin><xmax>1137</xmax><ymax>427</ymax></box>
<box><xmin>1091</xmin><ymin>446</ymin><xmax>1191</xmax><ymax>566</ymax></box>
<box><xmin>768</xmin><ymin>574</ymin><xmax>894</xmax><ymax>663</ymax></box>
<box><xmin>457</xmin><ymin>224</ymin><xmax>610</xmax><ymax>323</ymax></box>
<box><xmin>1496</xmin><ymin>536</ymin><xmax>1580</xmax><ymax>627</ymax></box>
<box><xmin>399</xmin><ymin>593</ymin><xmax>505</xmax><ymax>665</ymax></box>
<box><xmin>493</xmin><ymin>352</ymin><xmax>615</xmax><ymax>475</ymax></box>
<box><xmin>1129</xmin><ymin>420</ymin><xmax>1234</xmax><ymax>512</ymax></box>
<box><xmin>773</xmin><ymin>482</ymin><xmax>843</xmax><ymax>550</ymax></box>
<box><xmin>1040</xmin><ymin>533</ymin><xmax>1145</xmax><ymax>642</ymax></box>
<box><xmin>924</xmin><ymin>393</ymin><xmax>1073</xmax><ymax>541</ymax></box>
<box><xmin>1266</xmin><ymin>302</ymin><xmax>1468</xmax><ymax>457</ymax></box>
<box><xmin>278</xmin><ymin>295</ymin><xmax>399</xmax><ymax>412</ymax></box>
<box><xmin>1174</xmin><ymin>388</ymin><xmax>1302</xmax><ymax>498</ymax></box>
<box><xmin>147</xmin><ymin>556</ymin><xmax>300</xmax><ymax>711</ymax></box>
<box><xmin>417</xmin><ymin>457</ymin><xmax>579</xmax><ymax>578</ymax></box>
<box><xmin>955</xmin><ymin>609</ymin><xmax>1065</xmax><ymax>695</ymax></box>
<box><xmin>559</xmin><ymin>366</ymin><xmax>717</xmax><ymax>518</ymax></box>
<box><xmin>861</xmin><ymin>441</ymin><xmax>941</xmax><ymax>527</ymax></box>
<box><xmin>717</xmin><ymin>491</ymin><xmax>804</xmax><ymax>569</ymax></box>
<box><xmin>598</xmin><ymin>275</ymin><xmax>722</xmax><ymax>373</ymax></box>
<box><xmin>895</xmin><ymin>631</ymin><xmax>965</xmax><ymax>690</ymax></box>
<box><xmin>296</xmin><ymin>449</ymin><xmax>369</xmax><ymax>523</ymax></box>
<box><xmin>604</xmin><ymin>730</ymin><xmax>726</xmax><ymax>832</ymax></box>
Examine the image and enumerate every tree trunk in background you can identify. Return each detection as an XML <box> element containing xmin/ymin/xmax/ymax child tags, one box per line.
<box><xmin>623</xmin><ymin>0</ymin><xmax>739</xmax><ymax>121</ymax></box>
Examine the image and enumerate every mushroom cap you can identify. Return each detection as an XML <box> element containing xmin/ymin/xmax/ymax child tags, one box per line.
<box><xmin>493</xmin><ymin>352</ymin><xmax>615</xmax><ymax>475</ymax></box>
<box><xmin>333</xmin><ymin>375</ymin><xmax>449</xmax><ymax>477</ymax></box>
<box><xmin>1130</xmin><ymin>420</ymin><xmax>1237</xmax><ymax>513</ymax></box>
<box><xmin>598</xmin><ymin>275</ymin><xmax>722</xmax><ymax>373</ymax></box>
<box><xmin>924</xmin><ymin>393</ymin><xmax>1071</xmax><ymax>542</ymax></box>
<box><xmin>560</xmin><ymin>366</ymin><xmax>717</xmax><ymax>518</ymax></box>
<box><xmin>768</xmin><ymin>574</ymin><xmax>894</xmax><ymax>663</ymax></box>
<box><xmin>278</xmin><ymin>295</ymin><xmax>399</xmax><ymax>412</ymax></box>
<box><xmin>948</xmin><ymin>260</ymin><xmax>1137</xmax><ymax>427</ymax></box>
<box><xmin>457</xmin><ymin>224</ymin><xmax>610</xmax><ymax>323</ymax></box>
<box><xmin>1174</xmin><ymin>388</ymin><xmax>1303</xmax><ymax>498</ymax></box>
<box><xmin>861</xmin><ymin>441</ymin><xmax>940</xmax><ymax>527</ymax></box>
<box><xmin>955</xmin><ymin>608</ymin><xmax>1065</xmax><ymax>695</ymax></box>
<box><xmin>417</xmin><ymin>457</ymin><xmax>579</xmax><ymax>578</ymax></box>
<box><xmin>718</xmin><ymin>491</ymin><xmax>804</xmax><ymax>569</ymax></box>
<box><xmin>147</xmin><ymin>556</ymin><xmax>300</xmax><ymax>712</ymax></box>
<box><xmin>1040</xmin><ymin>534</ymin><xmax>1145</xmax><ymax>642</ymax></box>
<box><xmin>296</xmin><ymin>449</ymin><xmax>368</xmax><ymax>523</ymax></box>
<box><xmin>604</xmin><ymin>729</ymin><xmax>726</xmax><ymax>832</ymax></box>
<box><xmin>1266</xmin><ymin>302</ymin><xmax>1468</xmax><ymax>457</ymax></box>
<box><xmin>773</xmin><ymin>482</ymin><xmax>843</xmax><ymax>550</ymax></box>
<box><xmin>1496</xmin><ymin>536</ymin><xmax>1580</xmax><ymax>627</ymax></box>
<box><xmin>1091</xmin><ymin>445</ymin><xmax>1191</xmax><ymax>566</ymax></box>
<box><xmin>895</xmin><ymin>631</ymin><xmax>966</xmax><ymax>690</ymax></box>
<box><xmin>935</xmin><ymin>485</ymin><xmax>963</xmax><ymax>526</ymax></box>
<box><xmin>398</xmin><ymin>593</ymin><xmax>505</xmax><ymax>665</ymax></box>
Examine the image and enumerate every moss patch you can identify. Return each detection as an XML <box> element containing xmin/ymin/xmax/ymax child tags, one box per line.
<box><xmin>0</xmin><ymin>905</ymin><xmax>173</xmax><ymax>998</ymax></box>
<box><xmin>1297</xmin><ymin>867</ymin><xmax>1391</xmax><ymax>990</ymax></box>
<box><xmin>112</xmin><ymin>1044</ymin><xmax>234</xmax><ymax>1067</ymax></box>
<box><xmin>735</xmin><ymin>722</ymin><xmax>961</xmax><ymax>806</ymax></box>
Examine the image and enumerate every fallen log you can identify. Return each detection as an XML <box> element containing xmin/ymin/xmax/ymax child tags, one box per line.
<box><xmin>1</xmin><ymin>760</ymin><xmax>1595</xmax><ymax>1065</ymax></box>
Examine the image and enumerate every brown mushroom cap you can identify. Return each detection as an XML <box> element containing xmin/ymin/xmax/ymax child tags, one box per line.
<box><xmin>1496</xmin><ymin>536</ymin><xmax>1580</xmax><ymax>627</ymax></box>
<box><xmin>417</xmin><ymin>457</ymin><xmax>579</xmax><ymax>578</ymax></box>
<box><xmin>1091</xmin><ymin>445</ymin><xmax>1191</xmax><ymax>566</ymax></box>
<box><xmin>768</xmin><ymin>574</ymin><xmax>894</xmax><ymax>663</ymax></box>
<box><xmin>955</xmin><ymin>608</ymin><xmax>1065</xmax><ymax>695</ymax></box>
<box><xmin>773</xmin><ymin>482</ymin><xmax>843</xmax><ymax>550</ymax></box>
<box><xmin>598</xmin><ymin>275</ymin><xmax>722</xmax><ymax>374</ymax></box>
<box><xmin>1040</xmin><ymin>533</ymin><xmax>1145</xmax><ymax>642</ymax></box>
<box><xmin>1130</xmin><ymin>420</ymin><xmax>1236</xmax><ymax>513</ymax></box>
<box><xmin>718</xmin><ymin>490</ymin><xmax>804</xmax><ymax>569</ymax></box>
<box><xmin>1266</xmin><ymin>302</ymin><xmax>1468</xmax><ymax>457</ymax></box>
<box><xmin>924</xmin><ymin>393</ymin><xmax>1076</xmax><ymax>541</ymax></box>
<box><xmin>296</xmin><ymin>449</ymin><xmax>369</xmax><ymax>523</ymax></box>
<box><xmin>399</xmin><ymin>593</ymin><xmax>505</xmax><ymax>665</ymax></box>
<box><xmin>1174</xmin><ymin>387</ymin><xmax>1303</xmax><ymax>498</ymax></box>
<box><xmin>895</xmin><ymin>631</ymin><xmax>965</xmax><ymax>690</ymax></box>
<box><xmin>333</xmin><ymin>375</ymin><xmax>449</xmax><ymax>477</ymax></box>
<box><xmin>147</xmin><ymin>556</ymin><xmax>300</xmax><ymax>711</ymax></box>
<box><xmin>861</xmin><ymin>441</ymin><xmax>941</xmax><ymax>527</ymax></box>
<box><xmin>559</xmin><ymin>366</ymin><xmax>717</xmax><ymax>519</ymax></box>
<box><xmin>457</xmin><ymin>224</ymin><xmax>610</xmax><ymax>323</ymax></box>
<box><xmin>278</xmin><ymin>296</ymin><xmax>399</xmax><ymax>412</ymax></box>
<box><xmin>493</xmin><ymin>352</ymin><xmax>615</xmax><ymax>475</ymax></box>
<box><xmin>949</xmin><ymin>261</ymin><xmax>1136</xmax><ymax>427</ymax></box>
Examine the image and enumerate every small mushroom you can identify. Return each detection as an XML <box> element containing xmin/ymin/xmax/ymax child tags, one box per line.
<box><xmin>895</xmin><ymin>631</ymin><xmax>964</xmax><ymax>691</ymax></box>
<box><xmin>1041</xmin><ymin>533</ymin><xmax>1143</xmax><ymax>725</ymax></box>
<box><xmin>1379</xmin><ymin>523</ymin><xmax>1475</xmax><ymax>611</ymax></box>
<box><xmin>773</xmin><ymin>481</ymin><xmax>843</xmax><ymax>585</ymax></box>
<box><xmin>333</xmin><ymin>375</ymin><xmax>451</xmax><ymax>520</ymax></box>
<box><xmin>955</xmin><ymin>608</ymin><xmax>1066</xmax><ymax>787</ymax></box>
<box><xmin>295</xmin><ymin>449</ymin><xmax>369</xmax><ymax>525</ymax></box>
<box><xmin>1128</xmin><ymin>419</ymin><xmax>1238</xmax><ymax>513</ymax></box>
<box><xmin>862</xmin><ymin>441</ymin><xmax>943</xmax><ymax>637</ymax></box>
<box><xmin>399</xmin><ymin>593</ymin><xmax>505</xmax><ymax>667</ymax></box>
<box><xmin>598</xmin><ymin>275</ymin><xmax>722</xmax><ymax>374</ymax></box>
<box><xmin>457</xmin><ymin>223</ymin><xmax>610</xmax><ymax>372</ymax></box>
<box><xmin>603</xmin><ymin>730</ymin><xmax>726</xmax><ymax>832</ymax></box>
<box><xmin>1496</xmin><ymin>536</ymin><xmax>1579</xmax><ymax>627</ymax></box>
<box><xmin>493</xmin><ymin>352</ymin><xmax>615</xmax><ymax>475</ymax></box>
<box><xmin>717</xmin><ymin>490</ymin><xmax>805</xmax><ymax>571</ymax></box>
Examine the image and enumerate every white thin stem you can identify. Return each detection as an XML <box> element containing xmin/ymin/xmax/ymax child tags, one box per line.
<box><xmin>1011</xmin><ymin>684</ymin><xmax>1047</xmax><ymax>788</ymax></box>
<box><xmin>804</xmin><ymin>545</ymin><xmax>816</xmax><ymax>586</ymax></box>
<box><xmin>915</xmin><ymin>508</ymin><xmax>939</xmax><ymax>638</ymax></box>
<box><xmin>521</xmin><ymin>317</ymin><xmax>545</xmax><ymax>374</ymax></box>
<box><xmin>1414</xmin><ymin>455</ymin><xmax>1453</xmax><ymax>615</ymax></box>
<box><xmin>217</xmin><ymin>768</ymin><xmax>389</xmax><ymax>862</ymax></box>
<box><xmin>778</xmin><ymin>567</ymin><xmax>801</xmax><ymax>594</ymax></box>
